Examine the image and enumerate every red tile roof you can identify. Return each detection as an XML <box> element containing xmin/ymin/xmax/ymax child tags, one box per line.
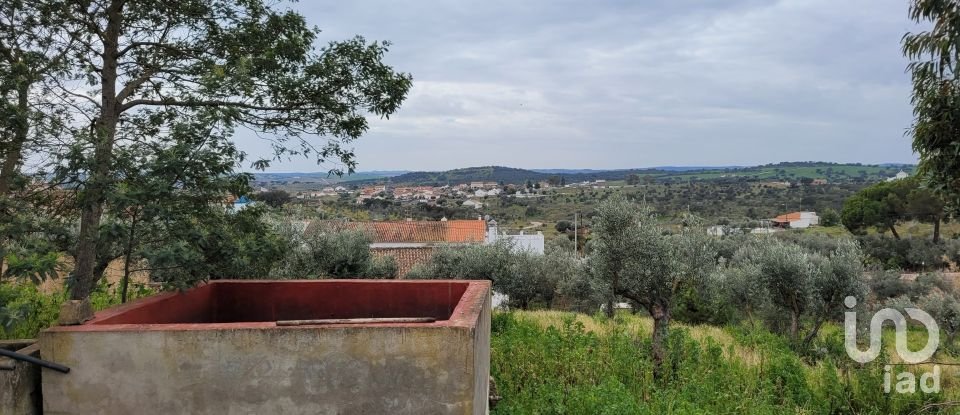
<box><xmin>773</xmin><ymin>212</ymin><xmax>804</xmax><ymax>223</ymax></box>
<box><xmin>307</xmin><ymin>220</ymin><xmax>486</xmax><ymax>244</ymax></box>
<box><xmin>371</xmin><ymin>247</ymin><xmax>435</xmax><ymax>277</ymax></box>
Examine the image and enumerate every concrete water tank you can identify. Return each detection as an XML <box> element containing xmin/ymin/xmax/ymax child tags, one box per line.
<box><xmin>40</xmin><ymin>279</ymin><xmax>491</xmax><ymax>414</ymax></box>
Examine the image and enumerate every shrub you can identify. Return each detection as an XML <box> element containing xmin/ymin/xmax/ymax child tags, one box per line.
<box><xmin>410</xmin><ymin>242</ymin><xmax>582</xmax><ymax>309</ymax></box>
<box><xmin>270</xmin><ymin>228</ymin><xmax>395</xmax><ymax>279</ymax></box>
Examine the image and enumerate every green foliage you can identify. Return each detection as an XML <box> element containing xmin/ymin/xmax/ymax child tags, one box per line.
<box><xmin>143</xmin><ymin>206</ymin><xmax>288</xmax><ymax>289</ymax></box>
<box><xmin>903</xmin><ymin>0</ymin><xmax>960</xmax><ymax>213</ymax></box>
<box><xmin>0</xmin><ymin>280</ymin><xmax>153</xmax><ymax>340</ymax></box>
<box><xmin>27</xmin><ymin>0</ymin><xmax>412</xmax><ymax>300</ymax></box>
<box><xmin>491</xmin><ymin>312</ymin><xmax>939</xmax><ymax>414</ymax></box>
<box><xmin>270</xmin><ymin>227</ymin><xmax>395</xmax><ymax>279</ymax></box>
<box><xmin>820</xmin><ymin>207</ymin><xmax>841</xmax><ymax>227</ymax></box>
<box><xmin>0</xmin><ymin>284</ymin><xmax>64</xmax><ymax>339</ymax></box>
<box><xmin>366</xmin><ymin>255</ymin><xmax>398</xmax><ymax>279</ymax></box>
<box><xmin>253</xmin><ymin>190</ymin><xmax>292</xmax><ymax>208</ymax></box>
<box><xmin>724</xmin><ymin>237</ymin><xmax>865</xmax><ymax>346</ymax></box>
<box><xmin>857</xmin><ymin>235</ymin><xmax>960</xmax><ymax>271</ymax></box>
<box><xmin>407</xmin><ymin>242</ymin><xmax>584</xmax><ymax>310</ymax></box>
<box><xmin>841</xmin><ymin>176</ymin><xmax>946</xmax><ymax>241</ymax></box>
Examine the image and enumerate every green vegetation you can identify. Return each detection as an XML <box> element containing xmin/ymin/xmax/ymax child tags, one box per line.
<box><xmin>0</xmin><ymin>0</ymin><xmax>412</xmax><ymax>303</ymax></box>
<box><xmin>590</xmin><ymin>197</ymin><xmax>716</xmax><ymax>376</ymax></box>
<box><xmin>356</xmin><ymin>163</ymin><xmax>914</xmax><ymax>188</ymax></box>
<box><xmin>0</xmin><ymin>281</ymin><xmax>154</xmax><ymax>340</ymax></box>
<box><xmin>491</xmin><ymin>311</ymin><xmax>945</xmax><ymax>414</ymax></box>
<box><xmin>841</xmin><ymin>177</ymin><xmax>945</xmax><ymax>241</ymax></box>
<box><xmin>903</xmin><ymin>0</ymin><xmax>960</xmax><ymax>215</ymax></box>
<box><xmin>407</xmin><ymin>241</ymin><xmax>583</xmax><ymax>310</ymax></box>
<box><xmin>269</xmin><ymin>226</ymin><xmax>397</xmax><ymax>279</ymax></box>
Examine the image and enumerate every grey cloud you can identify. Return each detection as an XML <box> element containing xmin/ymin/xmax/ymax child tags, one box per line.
<box><xmin>234</xmin><ymin>0</ymin><xmax>921</xmax><ymax>172</ymax></box>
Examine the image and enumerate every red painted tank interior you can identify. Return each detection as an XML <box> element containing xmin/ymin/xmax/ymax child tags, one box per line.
<box><xmin>91</xmin><ymin>281</ymin><xmax>470</xmax><ymax>325</ymax></box>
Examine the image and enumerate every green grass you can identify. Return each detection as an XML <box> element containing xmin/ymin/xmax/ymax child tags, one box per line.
<box><xmin>491</xmin><ymin>310</ymin><xmax>951</xmax><ymax>414</ymax></box>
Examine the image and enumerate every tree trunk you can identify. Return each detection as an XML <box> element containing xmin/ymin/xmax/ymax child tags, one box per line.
<box><xmin>0</xmin><ymin>82</ymin><xmax>29</xmax><ymax>196</ymax></box>
<box><xmin>801</xmin><ymin>314</ymin><xmax>826</xmax><ymax>350</ymax></box>
<box><xmin>651</xmin><ymin>303</ymin><xmax>670</xmax><ymax>380</ymax></box>
<box><xmin>889</xmin><ymin>224</ymin><xmax>901</xmax><ymax>240</ymax></box>
<box><xmin>70</xmin><ymin>2</ymin><xmax>123</xmax><ymax>300</ymax></box>
<box><xmin>933</xmin><ymin>218</ymin><xmax>941</xmax><ymax>243</ymax></box>
<box><xmin>0</xmin><ymin>80</ymin><xmax>31</xmax><ymax>278</ymax></box>
<box><xmin>789</xmin><ymin>311</ymin><xmax>800</xmax><ymax>342</ymax></box>
<box><xmin>121</xmin><ymin>211</ymin><xmax>138</xmax><ymax>303</ymax></box>
<box><xmin>605</xmin><ymin>270</ymin><xmax>617</xmax><ymax>318</ymax></box>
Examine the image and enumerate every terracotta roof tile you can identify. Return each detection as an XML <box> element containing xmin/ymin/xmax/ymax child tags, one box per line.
<box><xmin>371</xmin><ymin>247</ymin><xmax>435</xmax><ymax>278</ymax></box>
<box><xmin>773</xmin><ymin>212</ymin><xmax>804</xmax><ymax>222</ymax></box>
<box><xmin>305</xmin><ymin>220</ymin><xmax>486</xmax><ymax>244</ymax></box>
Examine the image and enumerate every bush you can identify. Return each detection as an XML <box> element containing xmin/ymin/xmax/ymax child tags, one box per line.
<box><xmin>820</xmin><ymin>208</ymin><xmax>841</xmax><ymax>227</ymax></box>
<box><xmin>857</xmin><ymin>235</ymin><xmax>960</xmax><ymax>271</ymax></box>
<box><xmin>270</xmin><ymin>228</ymin><xmax>396</xmax><ymax>279</ymax></box>
<box><xmin>0</xmin><ymin>280</ymin><xmax>154</xmax><ymax>340</ymax></box>
<box><xmin>491</xmin><ymin>311</ymin><xmax>939</xmax><ymax>414</ymax></box>
<box><xmin>408</xmin><ymin>242</ymin><xmax>585</xmax><ymax>310</ymax></box>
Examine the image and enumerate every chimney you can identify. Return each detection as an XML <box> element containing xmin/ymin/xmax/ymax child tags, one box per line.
<box><xmin>486</xmin><ymin>219</ymin><xmax>498</xmax><ymax>244</ymax></box>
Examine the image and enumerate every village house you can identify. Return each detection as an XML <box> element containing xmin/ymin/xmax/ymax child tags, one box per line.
<box><xmin>304</xmin><ymin>218</ymin><xmax>487</xmax><ymax>277</ymax></box>
<box><xmin>356</xmin><ymin>185</ymin><xmax>387</xmax><ymax>204</ymax></box>
<box><xmin>474</xmin><ymin>188</ymin><xmax>502</xmax><ymax>198</ymax></box>
<box><xmin>771</xmin><ymin>211</ymin><xmax>820</xmax><ymax>229</ymax></box>
<box><xmin>469</xmin><ymin>181</ymin><xmax>499</xmax><ymax>190</ymax></box>
<box><xmin>303</xmin><ymin>217</ymin><xmax>543</xmax><ymax>277</ymax></box>
<box><xmin>485</xmin><ymin>219</ymin><xmax>544</xmax><ymax>254</ymax></box>
<box><xmin>462</xmin><ymin>199</ymin><xmax>483</xmax><ymax>209</ymax></box>
<box><xmin>886</xmin><ymin>170</ymin><xmax>909</xmax><ymax>182</ymax></box>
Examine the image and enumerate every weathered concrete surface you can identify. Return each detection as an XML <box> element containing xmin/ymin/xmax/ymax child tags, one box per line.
<box><xmin>40</xmin><ymin>280</ymin><xmax>491</xmax><ymax>415</ymax></box>
<box><xmin>0</xmin><ymin>340</ymin><xmax>41</xmax><ymax>415</ymax></box>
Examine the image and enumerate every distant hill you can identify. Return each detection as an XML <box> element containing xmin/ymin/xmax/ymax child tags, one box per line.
<box><xmin>377</xmin><ymin>166</ymin><xmax>546</xmax><ymax>185</ymax></box>
<box><xmin>253</xmin><ymin>170</ymin><xmax>408</xmax><ymax>184</ymax></box>
<box><xmin>531</xmin><ymin>169</ymin><xmax>616</xmax><ymax>174</ymax></box>
<box><xmin>349</xmin><ymin>162</ymin><xmax>916</xmax><ymax>186</ymax></box>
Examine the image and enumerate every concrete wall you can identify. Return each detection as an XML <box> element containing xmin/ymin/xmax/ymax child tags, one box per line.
<box><xmin>471</xmin><ymin>289</ymin><xmax>491</xmax><ymax>414</ymax></box>
<box><xmin>40</xmin><ymin>280</ymin><xmax>491</xmax><ymax>415</ymax></box>
<box><xmin>0</xmin><ymin>341</ymin><xmax>41</xmax><ymax>415</ymax></box>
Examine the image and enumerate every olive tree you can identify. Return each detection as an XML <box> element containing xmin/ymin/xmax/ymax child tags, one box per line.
<box><xmin>732</xmin><ymin>239</ymin><xmax>815</xmax><ymax>341</ymax></box>
<box><xmin>407</xmin><ymin>241</ymin><xmax>576</xmax><ymax>310</ymax></box>
<box><xmin>590</xmin><ymin>196</ymin><xmax>717</xmax><ymax>378</ymax></box>
<box><xmin>270</xmin><ymin>227</ymin><xmax>395</xmax><ymax>279</ymax></box>
<box><xmin>801</xmin><ymin>239</ymin><xmax>865</xmax><ymax>349</ymax></box>
<box><xmin>729</xmin><ymin>237</ymin><xmax>864</xmax><ymax>347</ymax></box>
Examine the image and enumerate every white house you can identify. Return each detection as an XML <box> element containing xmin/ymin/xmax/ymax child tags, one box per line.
<box><xmin>772</xmin><ymin>211</ymin><xmax>819</xmax><ymax>229</ymax></box>
<box><xmin>462</xmin><ymin>200</ymin><xmax>483</xmax><ymax>209</ymax></box>
<box><xmin>485</xmin><ymin>219</ymin><xmax>545</xmax><ymax>254</ymax></box>
<box><xmin>886</xmin><ymin>170</ymin><xmax>910</xmax><ymax>182</ymax></box>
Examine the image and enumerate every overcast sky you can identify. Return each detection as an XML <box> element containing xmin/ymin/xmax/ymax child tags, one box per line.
<box><xmin>238</xmin><ymin>0</ymin><xmax>922</xmax><ymax>172</ymax></box>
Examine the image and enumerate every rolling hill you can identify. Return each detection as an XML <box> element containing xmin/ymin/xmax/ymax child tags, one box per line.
<box><xmin>350</xmin><ymin>162</ymin><xmax>915</xmax><ymax>186</ymax></box>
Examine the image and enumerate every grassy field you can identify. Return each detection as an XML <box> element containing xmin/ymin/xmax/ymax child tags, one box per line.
<box><xmin>491</xmin><ymin>310</ymin><xmax>956</xmax><ymax>414</ymax></box>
